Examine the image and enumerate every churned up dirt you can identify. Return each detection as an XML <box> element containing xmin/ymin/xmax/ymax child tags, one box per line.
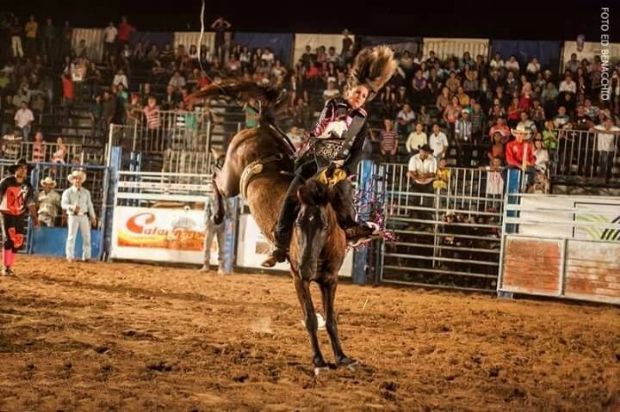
<box><xmin>0</xmin><ymin>256</ymin><xmax>618</xmax><ymax>411</ymax></box>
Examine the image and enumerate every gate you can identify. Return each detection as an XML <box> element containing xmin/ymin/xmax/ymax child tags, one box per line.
<box><xmin>378</xmin><ymin>163</ymin><xmax>524</xmax><ymax>292</ymax></box>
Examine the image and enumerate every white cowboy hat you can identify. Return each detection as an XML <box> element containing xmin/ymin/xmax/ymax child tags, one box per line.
<box><xmin>40</xmin><ymin>176</ymin><xmax>57</xmax><ymax>188</ymax></box>
<box><xmin>67</xmin><ymin>169</ymin><xmax>87</xmax><ymax>183</ymax></box>
<box><xmin>511</xmin><ymin>125</ymin><xmax>533</xmax><ymax>139</ymax></box>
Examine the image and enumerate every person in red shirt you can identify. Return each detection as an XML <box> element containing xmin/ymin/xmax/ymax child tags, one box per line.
<box><xmin>0</xmin><ymin>159</ymin><xmax>39</xmax><ymax>276</ymax></box>
<box><xmin>505</xmin><ymin>125</ymin><xmax>536</xmax><ymax>186</ymax></box>
<box><xmin>116</xmin><ymin>16</ymin><xmax>135</xmax><ymax>50</ymax></box>
<box><xmin>62</xmin><ymin>72</ymin><xmax>74</xmax><ymax>123</ymax></box>
<box><xmin>488</xmin><ymin>117</ymin><xmax>511</xmax><ymax>144</ymax></box>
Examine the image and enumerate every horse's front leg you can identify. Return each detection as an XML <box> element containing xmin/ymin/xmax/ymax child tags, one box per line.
<box><xmin>318</xmin><ymin>276</ymin><xmax>357</xmax><ymax>367</ymax></box>
<box><xmin>292</xmin><ymin>273</ymin><xmax>328</xmax><ymax>372</ymax></box>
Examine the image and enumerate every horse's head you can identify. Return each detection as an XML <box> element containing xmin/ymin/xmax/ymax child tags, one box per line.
<box><xmin>295</xmin><ymin>180</ymin><xmax>331</xmax><ymax>279</ymax></box>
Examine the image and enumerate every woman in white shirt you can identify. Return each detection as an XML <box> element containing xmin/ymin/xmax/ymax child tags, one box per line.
<box><xmin>533</xmin><ymin>139</ymin><xmax>549</xmax><ymax>172</ymax></box>
<box><xmin>526</xmin><ymin>58</ymin><xmax>541</xmax><ymax>76</ymax></box>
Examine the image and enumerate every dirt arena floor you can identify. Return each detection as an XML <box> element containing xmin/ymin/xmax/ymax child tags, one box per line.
<box><xmin>0</xmin><ymin>256</ymin><xmax>618</xmax><ymax>411</ymax></box>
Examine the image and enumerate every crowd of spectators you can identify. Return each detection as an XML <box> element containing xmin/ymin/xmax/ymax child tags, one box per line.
<box><xmin>1</xmin><ymin>12</ymin><xmax>619</xmax><ymax>183</ymax></box>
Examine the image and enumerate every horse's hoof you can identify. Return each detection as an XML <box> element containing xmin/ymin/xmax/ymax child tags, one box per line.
<box><xmin>337</xmin><ymin>357</ymin><xmax>359</xmax><ymax>370</ymax></box>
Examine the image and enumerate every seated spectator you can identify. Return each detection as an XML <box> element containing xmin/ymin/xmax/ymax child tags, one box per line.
<box><xmin>405</xmin><ymin>123</ymin><xmax>427</xmax><ymax>154</ymax></box>
<box><xmin>37</xmin><ymin>177</ymin><xmax>61</xmax><ymax>227</ymax></box>
<box><xmin>506</xmin><ymin>97</ymin><xmax>521</xmax><ymax>128</ymax></box>
<box><xmin>470</xmin><ymin>101</ymin><xmax>486</xmax><ymax>143</ymax></box>
<box><xmin>542</xmin><ymin>120</ymin><xmax>558</xmax><ymax>157</ymax></box>
<box><xmin>505</xmin><ymin>55</ymin><xmax>520</xmax><ymax>72</ymax></box>
<box><xmin>161</xmin><ymin>84</ymin><xmax>180</xmax><ymax>110</ymax></box>
<box><xmin>168</xmin><ymin>70</ymin><xmax>186</xmax><ymax>91</ymax></box>
<box><xmin>526</xmin><ymin>58</ymin><xmax>541</xmax><ymax>76</ymax></box>
<box><xmin>456</xmin><ymin>86</ymin><xmax>470</xmax><ymax>107</ymax></box>
<box><xmin>488</xmin><ymin>132</ymin><xmax>505</xmax><ymax>164</ymax></box>
<box><xmin>565</xmin><ymin>53</ymin><xmax>580</xmax><ymax>73</ymax></box>
<box><xmin>322</xmin><ymin>80</ymin><xmax>341</xmax><ymax>101</ymax></box>
<box><xmin>574</xmin><ymin>105</ymin><xmax>593</xmax><ymax>131</ymax></box>
<box><xmin>429</xmin><ymin>123</ymin><xmax>449</xmax><ymax>159</ymax></box>
<box><xmin>396</xmin><ymin>103</ymin><xmax>416</xmax><ymax>135</ymax></box>
<box><xmin>489</xmin><ymin>52</ymin><xmax>504</xmax><ymax>70</ymax></box>
<box><xmin>112</xmin><ymin>68</ymin><xmax>128</xmax><ymax>89</ymax></box>
<box><xmin>533</xmin><ymin>138</ymin><xmax>549</xmax><ymax>172</ymax></box>
<box><xmin>32</xmin><ymin>130</ymin><xmax>46</xmax><ymax>163</ymax></box>
<box><xmin>530</xmin><ymin>100</ymin><xmax>546</xmax><ymax>131</ymax></box>
<box><xmin>517</xmin><ymin>111</ymin><xmax>537</xmax><ymax>133</ymax></box>
<box><xmin>553</xmin><ymin>106</ymin><xmax>571</xmax><ymax>129</ymax></box>
<box><xmin>559</xmin><ymin>73</ymin><xmax>577</xmax><ymax>95</ymax></box>
<box><xmin>378</xmin><ymin>119</ymin><xmax>399</xmax><ymax>162</ymax></box>
<box><xmin>1</xmin><ymin>130</ymin><xmax>23</xmax><ymax>160</ymax></box>
<box><xmin>261</xmin><ymin>48</ymin><xmax>275</xmax><ymax>65</ymax></box>
<box><xmin>14</xmin><ymin>101</ymin><xmax>34</xmax><ymax>141</ymax></box>
<box><xmin>489</xmin><ymin>117</ymin><xmax>511</xmax><ymax>143</ymax></box>
<box><xmin>52</xmin><ymin>137</ymin><xmax>67</xmax><ymax>164</ymax></box>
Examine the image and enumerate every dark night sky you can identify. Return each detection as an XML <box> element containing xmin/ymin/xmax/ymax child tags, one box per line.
<box><xmin>9</xmin><ymin>0</ymin><xmax>620</xmax><ymax>41</ymax></box>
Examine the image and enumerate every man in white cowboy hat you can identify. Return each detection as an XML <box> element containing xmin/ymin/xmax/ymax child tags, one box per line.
<box><xmin>61</xmin><ymin>169</ymin><xmax>97</xmax><ymax>262</ymax></box>
<box><xmin>37</xmin><ymin>176</ymin><xmax>61</xmax><ymax>227</ymax></box>
<box><xmin>506</xmin><ymin>124</ymin><xmax>537</xmax><ymax>185</ymax></box>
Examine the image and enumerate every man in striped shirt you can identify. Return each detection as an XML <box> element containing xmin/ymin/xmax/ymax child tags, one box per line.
<box><xmin>142</xmin><ymin>96</ymin><xmax>161</xmax><ymax>150</ymax></box>
<box><xmin>379</xmin><ymin>118</ymin><xmax>399</xmax><ymax>162</ymax></box>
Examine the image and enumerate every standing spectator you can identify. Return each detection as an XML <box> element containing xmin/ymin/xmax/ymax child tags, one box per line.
<box><xmin>201</xmin><ymin>194</ymin><xmax>226</xmax><ymax>275</ymax></box>
<box><xmin>14</xmin><ymin>102</ymin><xmax>34</xmax><ymax>141</ymax></box>
<box><xmin>0</xmin><ymin>159</ymin><xmax>39</xmax><ymax>276</ymax></box>
<box><xmin>60</xmin><ymin>21</ymin><xmax>73</xmax><ymax>59</ymax></box>
<box><xmin>41</xmin><ymin>17</ymin><xmax>56</xmax><ymax>64</ymax></box>
<box><xmin>61</xmin><ymin>72</ymin><xmax>74</xmax><ymax>124</ymax></box>
<box><xmin>31</xmin><ymin>130</ymin><xmax>47</xmax><ymax>163</ymax></box>
<box><xmin>406</xmin><ymin>123</ymin><xmax>428</xmax><ymax>154</ymax></box>
<box><xmin>517</xmin><ymin>111</ymin><xmax>537</xmax><ymax>133</ymax></box>
<box><xmin>24</xmin><ymin>15</ymin><xmax>38</xmax><ymax>58</ymax></box>
<box><xmin>429</xmin><ymin>123</ymin><xmax>449</xmax><ymax>159</ymax></box>
<box><xmin>407</xmin><ymin>144</ymin><xmax>437</xmax><ymax>219</ymax></box>
<box><xmin>559</xmin><ymin>73</ymin><xmax>577</xmax><ymax>95</ymax></box>
<box><xmin>553</xmin><ymin>106</ymin><xmax>570</xmax><ymax>129</ymax></box>
<box><xmin>454</xmin><ymin>110</ymin><xmax>473</xmax><ymax>166</ymax></box>
<box><xmin>142</xmin><ymin>96</ymin><xmax>161</xmax><ymax>149</ymax></box>
<box><xmin>488</xmin><ymin>132</ymin><xmax>505</xmax><ymax>164</ymax></box>
<box><xmin>103</xmin><ymin>22</ymin><xmax>118</xmax><ymax>60</ymax></box>
<box><xmin>61</xmin><ymin>170</ymin><xmax>96</xmax><ymax>262</ymax></box>
<box><xmin>378</xmin><ymin>119</ymin><xmax>399</xmax><ymax>162</ymax></box>
<box><xmin>1</xmin><ymin>95</ymin><xmax>16</xmax><ymax>136</ymax></box>
<box><xmin>542</xmin><ymin>120</ymin><xmax>558</xmax><ymax>159</ymax></box>
<box><xmin>211</xmin><ymin>17</ymin><xmax>231</xmax><ymax>64</ymax></box>
<box><xmin>470</xmin><ymin>101</ymin><xmax>486</xmax><ymax>144</ymax></box>
<box><xmin>37</xmin><ymin>177</ymin><xmax>60</xmax><ymax>227</ymax></box>
<box><xmin>593</xmin><ymin>118</ymin><xmax>620</xmax><ymax>182</ymax></box>
<box><xmin>505</xmin><ymin>125</ymin><xmax>536</xmax><ymax>186</ymax></box>
<box><xmin>341</xmin><ymin>29</ymin><xmax>353</xmax><ymax>60</ymax></box>
<box><xmin>10</xmin><ymin>16</ymin><xmax>24</xmax><ymax>59</ymax></box>
<box><xmin>101</xmin><ymin>90</ymin><xmax>117</xmax><ymax>136</ymax></box>
<box><xmin>116</xmin><ymin>16</ymin><xmax>135</xmax><ymax>51</ymax></box>
<box><xmin>168</xmin><ymin>70</ymin><xmax>186</xmax><ymax>91</ymax></box>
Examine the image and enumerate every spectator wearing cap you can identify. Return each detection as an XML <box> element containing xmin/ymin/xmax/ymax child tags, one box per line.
<box><xmin>407</xmin><ymin>144</ymin><xmax>437</xmax><ymax>221</ymax></box>
<box><xmin>506</xmin><ymin>125</ymin><xmax>536</xmax><ymax>185</ymax></box>
<box><xmin>37</xmin><ymin>177</ymin><xmax>60</xmax><ymax>227</ymax></box>
<box><xmin>61</xmin><ymin>170</ymin><xmax>96</xmax><ymax>262</ymax></box>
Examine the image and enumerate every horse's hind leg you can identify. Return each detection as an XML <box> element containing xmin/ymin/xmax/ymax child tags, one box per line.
<box><xmin>318</xmin><ymin>277</ymin><xmax>357</xmax><ymax>367</ymax></box>
<box><xmin>292</xmin><ymin>273</ymin><xmax>328</xmax><ymax>371</ymax></box>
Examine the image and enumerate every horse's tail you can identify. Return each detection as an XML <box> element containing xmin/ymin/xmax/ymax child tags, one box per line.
<box><xmin>188</xmin><ymin>80</ymin><xmax>289</xmax><ymax>124</ymax></box>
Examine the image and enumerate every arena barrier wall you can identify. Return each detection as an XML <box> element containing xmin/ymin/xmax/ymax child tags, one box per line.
<box><xmin>232</xmin><ymin>32</ymin><xmax>294</xmax><ymax>66</ymax></box>
<box><xmin>498</xmin><ymin>193</ymin><xmax>620</xmax><ymax>305</ymax></box>
<box><xmin>107</xmin><ymin>169</ymin><xmax>236</xmax><ymax>267</ymax></box>
<box><xmin>422</xmin><ymin>37</ymin><xmax>489</xmax><ymax>60</ymax></box>
<box><xmin>71</xmin><ymin>28</ymin><xmax>104</xmax><ymax>62</ymax></box>
<box><xmin>360</xmin><ymin>36</ymin><xmax>421</xmax><ymax>56</ymax></box>
<box><xmin>293</xmin><ymin>33</ymin><xmax>354</xmax><ymax>65</ymax></box>
<box><xmin>490</xmin><ymin>39</ymin><xmax>562</xmax><ymax>72</ymax></box>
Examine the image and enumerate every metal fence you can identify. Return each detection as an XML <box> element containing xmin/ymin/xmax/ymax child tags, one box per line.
<box><xmin>3</xmin><ymin>141</ymin><xmax>87</xmax><ymax>164</ymax></box>
<box><xmin>378</xmin><ymin>163</ymin><xmax>524</xmax><ymax>291</ymax></box>
<box><xmin>552</xmin><ymin>129</ymin><xmax>620</xmax><ymax>183</ymax></box>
